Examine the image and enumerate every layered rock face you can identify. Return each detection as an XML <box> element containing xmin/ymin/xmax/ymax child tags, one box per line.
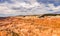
<box><xmin>0</xmin><ymin>16</ymin><xmax>60</xmax><ymax>36</ymax></box>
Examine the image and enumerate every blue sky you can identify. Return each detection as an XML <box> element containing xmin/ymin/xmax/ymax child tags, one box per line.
<box><xmin>37</xmin><ymin>0</ymin><xmax>60</xmax><ymax>6</ymax></box>
<box><xmin>0</xmin><ymin>0</ymin><xmax>60</xmax><ymax>17</ymax></box>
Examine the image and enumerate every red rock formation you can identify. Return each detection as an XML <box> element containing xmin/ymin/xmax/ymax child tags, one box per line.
<box><xmin>0</xmin><ymin>16</ymin><xmax>60</xmax><ymax>36</ymax></box>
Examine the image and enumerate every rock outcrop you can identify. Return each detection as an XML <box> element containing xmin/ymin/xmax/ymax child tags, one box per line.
<box><xmin>0</xmin><ymin>15</ymin><xmax>60</xmax><ymax>36</ymax></box>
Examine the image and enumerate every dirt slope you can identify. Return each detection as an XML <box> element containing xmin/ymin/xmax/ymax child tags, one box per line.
<box><xmin>0</xmin><ymin>16</ymin><xmax>60</xmax><ymax>36</ymax></box>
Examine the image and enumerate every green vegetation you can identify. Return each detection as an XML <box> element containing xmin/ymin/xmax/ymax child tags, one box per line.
<box><xmin>40</xmin><ymin>14</ymin><xmax>60</xmax><ymax>17</ymax></box>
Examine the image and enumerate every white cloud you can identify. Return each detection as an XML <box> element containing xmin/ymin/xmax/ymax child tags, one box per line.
<box><xmin>48</xmin><ymin>4</ymin><xmax>60</xmax><ymax>12</ymax></box>
<box><xmin>0</xmin><ymin>0</ymin><xmax>60</xmax><ymax>17</ymax></box>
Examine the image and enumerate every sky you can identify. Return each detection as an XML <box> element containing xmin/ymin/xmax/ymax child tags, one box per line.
<box><xmin>0</xmin><ymin>0</ymin><xmax>60</xmax><ymax>17</ymax></box>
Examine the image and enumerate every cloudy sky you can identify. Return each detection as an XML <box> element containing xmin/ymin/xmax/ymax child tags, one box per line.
<box><xmin>0</xmin><ymin>0</ymin><xmax>60</xmax><ymax>17</ymax></box>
